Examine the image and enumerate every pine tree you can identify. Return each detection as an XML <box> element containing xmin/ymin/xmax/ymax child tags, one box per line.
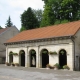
<box><xmin>5</xmin><ymin>16</ymin><xmax>13</xmax><ymax>27</ymax></box>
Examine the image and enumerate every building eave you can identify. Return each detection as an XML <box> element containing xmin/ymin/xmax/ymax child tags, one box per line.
<box><xmin>4</xmin><ymin>35</ymin><xmax>74</xmax><ymax>46</ymax></box>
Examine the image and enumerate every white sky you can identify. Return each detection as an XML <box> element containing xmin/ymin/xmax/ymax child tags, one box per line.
<box><xmin>0</xmin><ymin>0</ymin><xmax>44</xmax><ymax>30</ymax></box>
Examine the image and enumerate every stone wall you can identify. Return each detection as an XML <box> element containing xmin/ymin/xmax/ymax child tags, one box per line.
<box><xmin>6</xmin><ymin>38</ymin><xmax>74</xmax><ymax>70</ymax></box>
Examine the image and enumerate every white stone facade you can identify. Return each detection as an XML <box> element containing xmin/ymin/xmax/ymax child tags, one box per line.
<box><xmin>6</xmin><ymin>38</ymin><xmax>74</xmax><ymax>70</ymax></box>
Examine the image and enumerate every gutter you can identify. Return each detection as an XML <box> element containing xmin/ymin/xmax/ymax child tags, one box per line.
<box><xmin>4</xmin><ymin>35</ymin><xmax>72</xmax><ymax>45</ymax></box>
<box><xmin>71</xmin><ymin>36</ymin><xmax>75</xmax><ymax>71</ymax></box>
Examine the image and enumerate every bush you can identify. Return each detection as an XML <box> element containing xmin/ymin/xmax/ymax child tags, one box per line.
<box><xmin>49</xmin><ymin>51</ymin><xmax>57</xmax><ymax>55</ymax></box>
<box><xmin>54</xmin><ymin>63</ymin><xmax>60</xmax><ymax>69</ymax></box>
<box><xmin>5</xmin><ymin>62</ymin><xmax>10</xmax><ymax>66</ymax></box>
<box><xmin>63</xmin><ymin>65</ymin><xmax>70</xmax><ymax>70</ymax></box>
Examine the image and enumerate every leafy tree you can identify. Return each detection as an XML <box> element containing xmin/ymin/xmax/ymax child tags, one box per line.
<box><xmin>5</xmin><ymin>16</ymin><xmax>13</xmax><ymax>27</ymax></box>
<box><xmin>21</xmin><ymin>7</ymin><xmax>39</xmax><ymax>30</ymax></box>
<box><xmin>0</xmin><ymin>26</ymin><xmax>3</xmax><ymax>29</ymax></box>
<box><xmin>33</xmin><ymin>9</ymin><xmax>43</xmax><ymax>26</ymax></box>
<box><xmin>42</xmin><ymin>0</ymin><xmax>80</xmax><ymax>26</ymax></box>
<box><xmin>40</xmin><ymin>0</ymin><xmax>55</xmax><ymax>27</ymax></box>
<box><xmin>58</xmin><ymin>0</ymin><xmax>80</xmax><ymax>21</ymax></box>
<box><xmin>20</xmin><ymin>26</ymin><xmax>26</xmax><ymax>32</ymax></box>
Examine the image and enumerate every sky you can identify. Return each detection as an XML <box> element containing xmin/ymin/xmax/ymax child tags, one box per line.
<box><xmin>0</xmin><ymin>0</ymin><xmax>44</xmax><ymax>30</ymax></box>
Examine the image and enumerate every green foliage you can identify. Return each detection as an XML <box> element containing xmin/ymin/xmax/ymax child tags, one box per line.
<box><xmin>0</xmin><ymin>26</ymin><xmax>3</xmax><ymax>29</ymax></box>
<box><xmin>54</xmin><ymin>19</ymin><xmax>69</xmax><ymax>25</ymax></box>
<box><xmin>20</xmin><ymin>51</ymin><xmax>24</xmax><ymax>54</ymax></box>
<box><xmin>5</xmin><ymin>16</ymin><xmax>13</xmax><ymax>27</ymax></box>
<box><xmin>63</xmin><ymin>65</ymin><xmax>70</xmax><ymax>70</ymax></box>
<box><xmin>9</xmin><ymin>52</ymin><xmax>18</xmax><ymax>55</ymax></box>
<box><xmin>54</xmin><ymin>63</ymin><xmax>60</xmax><ymax>69</ymax></box>
<box><xmin>31</xmin><ymin>50</ymin><xmax>36</xmax><ymax>54</ymax></box>
<box><xmin>49</xmin><ymin>51</ymin><xmax>57</xmax><ymax>55</ymax></box>
<box><xmin>42</xmin><ymin>0</ymin><xmax>80</xmax><ymax>26</ymax></box>
<box><xmin>9</xmin><ymin>51</ymin><xmax>13</xmax><ymax>55</ymax></box>
<box><xmin>40</xmin><ymin>1</ymin><xmax>55</xmax><ymax>27</ymax></box>
<box><xmin>33</xmin><ymin>9</ymin><xmax>43</xmax><ymax>26</ymax></box>
<box><xmin>20</xmin><ymin>26</ymin><xmax>26</xmax><ymax>32</ymax></box>
<box><xmin>60</xmin><ymin>50</ymin><xmax>65</xmax><ymax>55</ymax></box>
<box><xmin>54</xmin><ymin>20</ymin><xmax>61</xmax><ymax>25</ymax></box>
<box><xmin>42</xmin><ymin>50</ymin><xmax>48</xmax><ymax>54</ymax></box>
<box><xmin>13</xmin><ymin>53</ymin><xmax>18</xmax><ymax>55</ymax></box>
<box><xmin>21</xmin><ymin>7</ymin><xmax>39</xmax><ymax>30</ymax></box>
<box><xmin>61</xmin><ymin>20</ymin><xmax>69</xmax><ymax>24</ymax></box>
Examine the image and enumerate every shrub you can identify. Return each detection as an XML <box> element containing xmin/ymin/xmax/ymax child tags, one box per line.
<box><xmin>13</xmin><ymin>53</ymin><xmax>18</xmax><ymax>55</ymax></box>
<box><xmin>63</xmin><ymin>65</ymin><xmax>70</xmax><ymax>70</ymax></box>
<box><xmin>5</xmin><ymin>62</ymin><xmax>10</xmax><ymax>66</ymax></box>
<box><xmin>54</xmin><ymin>63</ymin><xmax>60</xmax><ymax>69</ymax></box>
<box><xmin>49</xmin><ymin>51</ymin><xmax>57</xmax><ymax>55</ymax></box>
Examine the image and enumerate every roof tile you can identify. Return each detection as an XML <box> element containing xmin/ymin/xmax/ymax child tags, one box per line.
<box><xmin>6</xmin><ymin>20</ymin><xmax>80</xmax><ymax>43</ymax></box>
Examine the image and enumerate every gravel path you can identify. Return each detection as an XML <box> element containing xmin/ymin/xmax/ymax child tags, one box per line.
<box><xmin>0</xmin><ymin>65</ymin><xmax>80</xmax><ymax>80</ymax></box>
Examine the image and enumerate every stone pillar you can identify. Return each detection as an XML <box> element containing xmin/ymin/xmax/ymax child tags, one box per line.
<box><xmin>38</xmin><ymin>54</ymin><xmax>41</xmax><ymax>68</ymax></box>
<box><xmin>38</xmin><ymin>46</ymin><xmax>41</xmax><ymax>68</ymax></box>
<box><xmin>25</xmin><ymin>47</ymin><xmax>27</xmax><ymax>67</ymax></box>
<box><xmin>27</xmin><ymin>47</ymin><xmax>30</xmax><ymax>67</ymax></box>
<box><xmin>6</xmin><ymin>47</ymin><xmax>8</xmax><ymax>63</ymax></box>
<box><xmin>36</xmin><ymin>46</ymin><xmax>39</xmax><ymax>68</ymax></box>
<box><xmin>25</xmin><ymin>47</ymin><xmax>30</xmax><ymax>67</ymax></box>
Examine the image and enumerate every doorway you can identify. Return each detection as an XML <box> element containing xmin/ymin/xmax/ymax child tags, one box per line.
<box><xmin>30</xmin><ymin>50</ymin><xmax>36</xmax><ymax>67</ymax></box>
<box><xmin>19</xmin><ymin>50</ymin><xmax>25</xmax><ymax>67</ymax></box>
<box><xmin>9</xmin><ymin>51</ymin><xmax>13</xmax><ymax>64</ymax></box>
<box><xmin>59</xmin><ymin>49</ymin><xmax>67</xmax><ymax>68</ymax></box>
<box><xmin>41</xmin><ymin>49</ymin><xmax>49</xmax><ymax>68</ymax></box>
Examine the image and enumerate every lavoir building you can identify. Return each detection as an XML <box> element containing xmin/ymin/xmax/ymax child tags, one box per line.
<box><xmin>4</xmin><ymin>21</ymin><xmax>80</xmax><ymax>71</ymax></box>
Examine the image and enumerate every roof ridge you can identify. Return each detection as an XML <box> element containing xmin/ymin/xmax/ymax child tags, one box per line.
<box><xmin>0</xmin><ymin>27</ymin><xmax>11</xmax><ymax>36</ymax></box>
<box><xmin>6</xmin><ymin>20</ymin><xmax>80</xmax><ymax>43</ymax></box>
<box><xmin>22</xmin><ymin>20</ymin><xmax>80</xmax><ymax>32</ymax></box>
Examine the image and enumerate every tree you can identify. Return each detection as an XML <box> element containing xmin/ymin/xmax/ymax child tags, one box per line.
<box><xmin>0</xmin><ymin>26</ymin><xmax>3</xmax><ymax>29</ymax></box>
<box><xmin>33</xmin><ymin>9</ymin><xmax>43</xmax><ymax>26</ymax></box>
<box><xmin>21</xmin><ymin>7</ymin><xmax>39</xmax><ymax>30</ymax></box>
<box><xmin>40</xmin><ymin>0</ymin><xmax>55</xmax><ymax>27</ymax></box>
<box><xmin>5</xmin><ymin>16</ymin><xmax>13</xmax><ymax>27</ymax></box>
<box><xmin>42</xmin><ymin>0</ymin><xmax>80</xmax><ymax>26</ymax></box>
<box><xmin>20</xmin><ymin>26</ymin><xmax>26</xmax><ymax>32</ymax></box>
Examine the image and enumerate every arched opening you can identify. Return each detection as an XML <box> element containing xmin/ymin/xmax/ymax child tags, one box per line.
<box><xmin>41</xmin><ymin>49</ymin><xmax>49</xmax><ymax>68</ymax></box>
<box><xmin>29</xmin><ymin>49</ymin><xmax>36</xmax><ymax>67</ymax></box>
<box><xmin>9</xmin><ymin>51</ymin><xmax>13</xmax><ymax>64</ymax></box>
<box><xmin>59</xmin><ymin>49</ymin><xmax>67</xmax><ymax>68</ymax></box>
<box><xmin>19</xmin><ymin>50</ymin><xmax>25</xmax><ymax>67</ymax></box>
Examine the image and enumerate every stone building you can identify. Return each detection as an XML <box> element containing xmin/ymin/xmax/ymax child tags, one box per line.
<box><xmin>4</xmin><ymin>21</ymin><xmax>80</xmax><ymax>71</ymax></box>
<box><xmin>0</xmin><ymin>26</ymin><xmax>19</xmax><ymax>63</ymax></box>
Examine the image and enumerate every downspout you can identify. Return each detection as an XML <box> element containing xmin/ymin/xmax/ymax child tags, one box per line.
<box><xmin>71</xmin><ymin>36</ymin><xmax>75</xmax><ymax>71</ymax></box>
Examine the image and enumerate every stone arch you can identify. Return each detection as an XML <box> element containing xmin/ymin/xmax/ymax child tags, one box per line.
<box><xmin>9</xmin><ymin>51</ymin><xmax>13</xmax><ymax>64</ymax></box>
<box><xmin>29</xmin><ymin>49</ymin><xmax>36</xmax><ymax>67</ymax></box>
<box><xmin>19</xmin><ymin>50</ymin><xmax>25</xmax><ymax>67</ymax></box>
<box><xmin>59</xmin><ymin>49</ymin><xmax>67</xmax><ymax>68</ymax></box>
<box><xmin>40</xmin><ymin>49</ymin><xmax>49</xmax><ymax>68</ymax></box>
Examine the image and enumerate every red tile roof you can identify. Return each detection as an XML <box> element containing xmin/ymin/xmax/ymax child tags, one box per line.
<box><xmin>6</xmin><ymin>20</ymin><xmax>80</xmax><ymax>43</ymax></box>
